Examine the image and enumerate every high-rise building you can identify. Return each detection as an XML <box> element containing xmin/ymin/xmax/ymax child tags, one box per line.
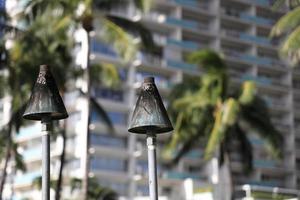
<box><xmin>0</xmin><ymin>0</ymin><xmax>5</xmax><ymax>10</ymax></box>
<box><xmin>2</xmin><ymin>0</ymin><xmax>300</xmax><ymax>199</ymax></box>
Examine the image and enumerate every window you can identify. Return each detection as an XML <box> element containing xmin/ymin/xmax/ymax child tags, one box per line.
<box><xmin>92</xmin><ymin>87</ymin><xmax>124</xmax><ymax>102</ymax></box>
<box><xmin>90</xmin><ymin>157</ymin><xmax>127</xmax><ymax>171</ymax></box>
<box><xmin>90</xmin><ymin>111</ymin><xmax>127</xmax><ymax>125</ymax></box>
<box><xmin>90</xmin><ymin>133</ymin><xmax>126</xmax><ymax>148</ymax></box>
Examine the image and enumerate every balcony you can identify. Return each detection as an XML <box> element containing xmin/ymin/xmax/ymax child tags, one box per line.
<box><xmin>253</xmin><ymin>160</ymin><xmax>282</xmax><ymax>169</ymax></box>
<box><xmin>223</xmin><ymin>49</ymin><xmax>273</xmax><ymax>66</ymax></box>
<box><xmin>241</xmin><ymin>55</ymin><xmax>273</xmax><ymax>66</ymax></box>
<box><xmin>92</xmin><ymin>87</ymin><xmax>124</xmax><ymax>102</ymax></box>
<box><xmin>242</xmin><ymin>74</ymin><xmax>272</xmax><ymax>86</ymax></box>
<box><xmin>165</xmin><ymin>17</ymin><xmax>208</xmax><ymax>31</ymax></box>
<box><xmin>138</xmin><ymin>52</ymin><xmax>163</xmax><ymax>66</ymax></box>
<box><xmin>90</xmin><ymin>134</ymin><xmax>126</xmax><ymax>148</ymax></box>
<box><xmin>91</xmin><ymin>40</ymin><xmax>118</xmax><ymax>58</ymax></box>
<box><xmin>163</xmin><ymin>171</ymin><xmax>205</xmax><ymax>180</ymax></box>
<box><xmin>248</xmin><ymin>137</ymin><xmax>264</xmax><ymax>146</ymax></box>
<box><xmin>240</xmin><ymin>14</ymin><xmax>274</xmax><ymax>26</ymax></box>
<box><xmin>16</xmin><ymin>123</ymin><xmax>40</xmax><ymax>140</ymax></box>
<box><xmin>184</xmin><ymin>150</ymin><xmax>203</xmax><ymax>159</ymax></box>
<box><xmin>90</xmin><ymin>157</ymin><xmax>126</xmax><ymax>172</ymax></box>
<box><xmin>222</xmin><ymin>30</ymin><xmax>272</xmax><ymax>46</ymax></box>
<box><xmin>167</xmin><ymin>38</ymin><xmax>199</xmax><ymax>50</ymax></box>
<box><xmin>90</xmin><ymin>111</ymin><xmax>127</xmax><ymax>125</ymax></box>
<box><xmin>15</xmin><ymin>171</ymin><xmax>41</xmax><ymax>185</ymax></box>
<box><xmin>240</xmin><ymin>33</ymin><xmax>271</xmax><ymax>46</ymax></box>
<box><xmin>166</xmin><ymin>59</ymin><xmax>197</xmax><ymax>72</ymax></box>
<box><xmin>22</xmin><ymin>147</ymin><xmax>41</xmax><ymax>161</ymax></box>
<box><xmin>174</xmin><ymin>0</ymin><xmax>210</xmax><ymax>10</ymax></box>
<box><xmin>247</xmin><ymin>180</ymin><xmax>281</xmax><ymax>187</ymax></box>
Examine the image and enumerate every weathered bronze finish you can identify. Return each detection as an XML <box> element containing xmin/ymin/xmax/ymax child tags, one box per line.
<box><xmin>128</xmin><ymin>77</ymin><xmax>173</xmax><ymax>134</ymax></box>
<box><xmin>23</xmin><ymin>65</ymin><xmax>68</xmax><ymax>121</ymax></box>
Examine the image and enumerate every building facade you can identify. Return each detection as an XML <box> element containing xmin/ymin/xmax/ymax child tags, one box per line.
<box><xmin>2</xmin><ymin>0</ymin><xmax>300</xmax><ymax>199</ymax></box>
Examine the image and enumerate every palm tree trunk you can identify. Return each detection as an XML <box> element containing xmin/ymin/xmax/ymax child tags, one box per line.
<box><xmin>0</xmin><ymin>122</ymin><xmax>13</xmax><ymax>200</ymax></box>
<box><xmin>55</xmin><ymin>126</ymin><xmax>67</xmax><ymax>200</ymax></box>
<box><xmin>82</xmin><ymin>29</ymin><xmax>92</xmax><ymax>200</ymax></box>
<box><xmin>219</xmin><ymin>152</ymin><xmax>233</xmax><ymax>200</ymax></box>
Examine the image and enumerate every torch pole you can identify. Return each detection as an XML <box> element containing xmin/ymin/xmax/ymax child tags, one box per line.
<box><xmin>147</xmin><ymin>132</ymin><xmax>158</xmax><ymax>200</ymax></box>
<box><xmin>42</xmin><ymin>117</ymin><xmax>51</xmax><ymax>200</ymax></box>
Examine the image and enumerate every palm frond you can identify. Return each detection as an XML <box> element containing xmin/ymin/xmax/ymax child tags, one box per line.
<box><xmin>240</xmin><ymin>97</ymin><xmax>283</xmax><ymax>158</ymax></box>
<box><xmin>234</xmin><ymin>124</ymin><xmax>253</xmax><ymax>173</ymax></box>
<box><xmin>238</xmin><ymin>81</ymin><xmax>256</xmax><ymax>105</ymax></box>
<box><xmin>280</xmin><ymin>25</ymin><xmax>300</xmax><ymax>65</ymax></box>
<box><xmin>272</xmin><ymin>0</ymin><xmax>287</xmax><ymax>10</ymax></box>
<box><xmin>204</xmin><ymin>98</ymin><xmax>239</xmax><ymax>160</ymax></box>
<box><xmin>164</xmin><ymin>108</ymin><xmax>212</xmax><ymax>166</ymax></box>
<box><xmin>188</xmin><ymin>49</ymin><xmax>227</xmax><ymax>72</ymax></box>
<box><xmin>90</xmin><ymin>96</ymin><xmax>115</xmax><ymax>134</ymax></box>
<box><xmin>270</xmin><ymin>6</ymin><xmax>300</xmax><ymax>37</ymax></box>
<box><xmin>93</xmin><ymin>0</ymin><xmax>126</xmax><ymax>11</ymax></box>
<box><xmin>89</xmin><ymin>63</ymin><xmax>120</xmax><ymax>88</ymax></box>
<box><xmin>12</xmin><ymin>142</ymin><xmax>26</xmax><ymax>172</ymax></box>
<box><xmin>106</xmin><ymin>15</ymin><xmax>161</xmax><ymax>54</ymax></box>
<box><xmin>96</xmin><ymin>17</ymin><xmax>137</xmax><ymax>62</ymax></box>
<box><xmin>134</xmin><ymin>0</ymin><xmax>154</xmax><ymax>13</ymax></box>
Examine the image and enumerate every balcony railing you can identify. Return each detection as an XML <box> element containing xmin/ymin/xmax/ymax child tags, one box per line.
<box><xmin>90</xmin><ymin>111</ymin><xmax>127</xmax><ymax>125</ymax></box>
<box><xmin>90</xmin><ymin>134</ymin><xmax>126</xmax><ymax>148</ymax></box>
<box><xmin>138</xmin><ymin>52</ymin><xmax>163</xmax><ymax>66</ymax></box>
<box><xmin>247</xmin><ymin>180</ymin><xmax>281</xmax><ymax>187</ymax></box>
<box><xmin>253</xmin><ymin>160</ymin><xmax>281</xmax><ymax>168</ymax></box>
<box><xmin>242</xmin><ymin>74</ymin><xmax>272</xmax><ymax>85</ymax></box>
<box><xmin>15</xmin><ymin>171</ymin><xmax>41</xmax><ymax>185</ymax></box>
<box><xmin>166</xmin><ymin>59</ymin><xmax>197</xmax><ymax>72</ymax></box>
<box><xmin>164</xmin><ymin>171</ymin><xmax>205</xmax><ymax>180</ymax></box>
<box><xmin>165</xmin><ymin>17</ymin><xmax>208</xmax><ymax>31</ymax></box>
<box><xmin>167</xmin><ymin>38</ymin><xmax>199</xmax><ymax>50</ymax></box>
<box><xmin>22</xmin><ymin>147</ymin><xmax>41</xmax><ymax>161</ymax></box>
<box><xmin>92</xmin><ymin>87</ymin><xmax>124</xmax><ymax>102</ymax></box>
<box><xmin>16</xmin><ymin>123</ymin><xmax>40</xmax><ymax>140</ymax></box>
<box><xmin>91</xmin><ymin>40</ymin><xmax>118</xmax><ymax>58</ymax></box>
<box><xmin>241</xmin><ymin>55</ymin><xmax>273</xmax><ymax>66</ymax></box>
<box><xmin>90</xmin><ymin>157</ymin><xmax>126</xmax><ymax>172</ymax></box>
<box><xmin>166</xmin><ymin>17</ymin><xmax>198</xmax><ymax>29</ymax></box>
<box><xmin>240</xmin><ymin>33</ymin><xmax>271</xmax><ymax>45</ymax></box>
<box><xmin>184</xmin><ymin>150</ymin><xmax>203</xmax><ymax>159</ymax></box>
<box><xmin>249</xmin><ymin>137</ymin><xmax>264</xmax><ymax>145</ymax></box>
<box><xmin>240</xmin><ymin>13</ymin><xmax>274</xmax><ymax>26</ymax></box>
<box><xmin>222</xmin><ymin>29</ymin><xmax>273</xmax><ymax>46</ymax></box>
<box><xmin>174</xmin><ymin>0</ymin><xmax>210</xmax><ymax>10</ymax></box>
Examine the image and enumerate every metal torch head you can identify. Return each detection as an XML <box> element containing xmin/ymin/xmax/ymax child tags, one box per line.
<box><xmin>23</xmin><ymin>65</ymin><xmax>68</xmax><ymax>121</ymax></box>
<box><xmin>128</xmin><ymin>77</ymin><xmax>173</xmax><ymax>134</ymax></box>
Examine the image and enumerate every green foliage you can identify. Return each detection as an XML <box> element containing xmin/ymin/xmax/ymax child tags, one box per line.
<box><xmin>71</xmin><ymin>177</ymin><xmax>118</xmax><ymax>200</ymax></box>
<box><xmin>271</xmin><ymin>1</ymin><xmax>300</xmax><ymax>65</ymax></box>
<box><xmin>164</xmin><ymin>49</ymin><xmax>283</xmax><ymax>172</ymax></box>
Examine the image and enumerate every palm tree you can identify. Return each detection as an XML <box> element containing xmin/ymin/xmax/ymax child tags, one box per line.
<box><xmin>164</xmin><ymin>49</ymin><xmax>283</xmax><ymax>199</ymax></box>
<box><xmin>271</xmin><ymin>0</ymin><xmax>300</xmax><ymax>65</ymax></box>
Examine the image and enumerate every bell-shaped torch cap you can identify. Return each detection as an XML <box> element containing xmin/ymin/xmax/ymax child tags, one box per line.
<box><xmin>128</xmin><ymin>77</ymin><xmax>173</xmax><ymax>134</ymax></box>
<box><xmin>23</xmin><ymin>65</ymin><xmax>68</xmax><ymax>121</ymax></box>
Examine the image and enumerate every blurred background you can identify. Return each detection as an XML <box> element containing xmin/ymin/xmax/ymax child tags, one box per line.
<box><xmin>1</xmin><ymin>0</ymin><xmax>300</xmax><ymax>199</ymax></box>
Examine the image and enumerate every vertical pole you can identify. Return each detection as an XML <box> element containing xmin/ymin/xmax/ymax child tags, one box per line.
<box><xmin>42</xmin><ymin>118</ymin><xmax>51</xmax><ymax>200</ymax></box>
<box><xmin>146</xmin><ymin>133</ymin><xmax>158</xmax><ymax>200</ymax></box>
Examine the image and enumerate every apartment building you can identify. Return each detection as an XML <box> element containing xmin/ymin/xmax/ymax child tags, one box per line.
<box><xmin>2</xmin><ymin>0</ymin><xmax>300</xmax><ymax>199</ymax></box>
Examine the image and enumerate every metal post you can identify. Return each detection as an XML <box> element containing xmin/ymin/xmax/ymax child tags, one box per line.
<box><xmin>147</xmin><ymin>133</ymin><xmax>158</xmax><ymax>200</ymax></box>
<box><xmin>42</xmin><ymin>118</ymin><xmax>51</xmax><ymax>200</ymax></box>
